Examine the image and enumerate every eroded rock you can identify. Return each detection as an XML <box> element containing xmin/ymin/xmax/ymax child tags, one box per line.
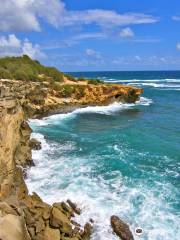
<box><xmin>29</xmin><ymin>138</ymin><xmax>42</xmax><ymax>150</ymax></box>
<box><xmin>111</xmin><ymin>215</ymin><xmax>134</xmax><ymax>240</ymax></box>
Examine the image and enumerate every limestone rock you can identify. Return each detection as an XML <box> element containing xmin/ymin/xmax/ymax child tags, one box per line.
<box><xmin>0</xmin><ymin>214</ymin><xmax>30</xmax><ymax>240</ymax></box>
<box><xmin>110</xmin><ymin>215</ymin><xmax>134</xmax><ymax>240</ymax></box>
<box><xmin>50</xmin><ymin>206</ymin><xmax>72</xmax><ymax>234</ymax></box>
<box><xmin>44</xmin><ymin>226</ymin><xmax>60</xmax><ymax>240</ymax></box>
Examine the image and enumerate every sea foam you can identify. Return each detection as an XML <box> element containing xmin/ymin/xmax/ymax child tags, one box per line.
<box><xmin>29</xmin><ymin>97</ymin><xmax>152</xmax><ymax>127</ymax></box>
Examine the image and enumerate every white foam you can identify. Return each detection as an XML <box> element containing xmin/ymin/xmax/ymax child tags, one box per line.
<box><xmin>26</xmin><ymin>140</ymin><xmax>180</xmax><ymax>240</ymax></box>
<box><xmin>29</xmin><ymin>97</ymin><xmax>152</xmax><ymax>127</ymax></box>
<box><xmin>131</xmin><ymin>83</ymin><xmax>180</xmax><ymax>88</ymax></box>
<box><xmin>104</xmin><ymin>79</ymin><xmax>180</xmax><ymax>83</ymax></box>
<box><xmin>26</xmin><ymin>97</ymin><xmax>180</xmax><ymax>240</ymax></box>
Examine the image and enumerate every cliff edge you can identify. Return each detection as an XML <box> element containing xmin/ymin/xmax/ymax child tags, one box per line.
<box><xmin>0</xmin><ymin>56</ymin><xmax>142</xmax><ymax>240</ymax></box>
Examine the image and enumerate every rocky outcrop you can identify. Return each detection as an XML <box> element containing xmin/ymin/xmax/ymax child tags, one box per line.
<box><xmin>0</xmin><ymin>79</ymin><xmax>141</xmax><ymax>240</ymax></box>
<box><xmin>111</xmin><ymin>216</ymin><xmax>134</xmax><ymax>240</ymax></box>
<box><xmin>0</xmin><ymin>79</ymin><xmax>142</xmax><ymax>118</ymax></box>
<box><xmin>29</xmin><ymin>138</ymin><xmax>42</xmax><ymax>150</ymax></box>
<box><xmin>0</xmin><ymin>84</ymin><xmax>93</xmax><ymax>240</ymax></box>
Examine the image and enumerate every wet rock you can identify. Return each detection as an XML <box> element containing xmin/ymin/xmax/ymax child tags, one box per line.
<box><xmin>29</xmin><ymin>138</ymin><xmax>42</xmax><ymax>150</ymax></box>
<box><xmin>67</xmin><ymin>199</ymin><xmax>81</xmax><ymax>215</ymax></box>
<box><xmin>81</xmin><ymin>222</ymin><xmax>92</xmax><ymax>240</ymax></box>
<box><xmin>110</xmin><ymin>215</ymin><xmax>134</xmax><ymax>240</ymax></box>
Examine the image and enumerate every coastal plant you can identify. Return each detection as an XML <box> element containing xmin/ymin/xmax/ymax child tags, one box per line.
<box><xmin>0</xmin><ymin>55</ymin><xmax>64</xmax><ymax>82</ymax></box>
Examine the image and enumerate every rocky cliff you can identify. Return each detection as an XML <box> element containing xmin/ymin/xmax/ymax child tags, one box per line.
<box><xmin>0</xmin><ymin>79</ymin><xmax>142</xmax><ymax>118</ymax></box>
<box><xmin>0</xmin><ymin>79</ymin><xmax>142</xmax><ymax>240</ymax></box>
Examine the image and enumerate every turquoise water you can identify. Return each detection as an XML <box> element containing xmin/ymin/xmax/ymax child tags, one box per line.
<box><xmin>27</xmin><ymin>71</ymin><xmax>180</xmax><ymax>240</ymax></box>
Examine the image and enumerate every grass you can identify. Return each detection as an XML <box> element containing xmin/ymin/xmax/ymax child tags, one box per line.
<box><xmin>0</xmin><ymin>55</ymin><xmax>64</xmax><ymax>82</ymax></box>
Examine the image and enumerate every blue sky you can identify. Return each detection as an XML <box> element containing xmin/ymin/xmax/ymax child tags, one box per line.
<box><xmin>0</xmin><ymin>0</ymin><xmax>180</xmax><ymax>71</ymax></box>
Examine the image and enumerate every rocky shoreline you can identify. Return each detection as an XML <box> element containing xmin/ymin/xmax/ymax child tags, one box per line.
<box><xmin>0</xmin><ymin>79</ymin><xmax>141</xmax><ymax>240</ymax></box>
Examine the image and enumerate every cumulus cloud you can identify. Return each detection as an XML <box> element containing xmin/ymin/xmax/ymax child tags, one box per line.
<box><xmin>0</xmin><ymin>34</ymin><xmax>45</xmax><ymax>59</ymax></box>
<box><xmin>0</xmin><ymin>34</ymin><xmax>21</xmax><ymax>48</ymax></box>
<box><xmin>177</xmin><ymin>43</ymin><xmax>180</xmax><ymax>50</ymax></box>
<box><xmin>85</xmin><ymin>48</ymin><xmax>102</xmax><ymax>59</ymax></box>
<box><xmin>119</xmin><ymin>27</ymin><xmax>134</xmax><ymax>38</ymax></box>
<box><xmin>0</xmin><ymin>0</ymin><xmax>158</xmax><ymax>31</ymax></box>
<box><xmin>0</xmin><ymin>0</ymin><xmax>64</xmax><ymax>31</ymax></box>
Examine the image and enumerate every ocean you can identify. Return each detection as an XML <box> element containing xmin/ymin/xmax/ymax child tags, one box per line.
<box><xmin>27</xmin><ymin>71</ymin><xmax>180</xmax><ymax>240</ymax></box>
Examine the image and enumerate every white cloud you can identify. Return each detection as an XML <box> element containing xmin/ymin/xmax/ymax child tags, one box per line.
<box><xmin>177</xmin><ymin>43</ymin><xmax>180</xmax><ymax>50</ymax></box>
<box><xmin>119</xmin><ymin>27</ymin><xmax>134</xmax><ymax>38</ymax></box>
<box><xmin>0</xmin><ymin>0</ymin><xmax>158</xmax><ymax>31</ymax></box>
<box><xmin>0</xmin><ymin>0</ymin><xmax>64</xmax><ymax>31</ymax></box>
<box><xmin>0</xmin><ymin>34</ymin><xmax>21</xmax><ymax>48</ymax></box>
<box><xmin>0</xmin><ymin>34</ymin><xmax>45</xmax><ymax>59</ymax></box>
<box><xmin>85</xmin><ymin>48</ymin><xmax>102</xmax><ymax>59</ymax></box>
<box><xmin>135</xmin><ymin>55</ymin><xmax>141</xmax><ymax>61</ymax></box>
<box><xmin>61</xmin><ymin>10</ymin><xmax>158</xmax><ymax>28</ymax></box>
<box><xmin>172</xmin><ymin>16</ymin><xmax>180</xmax><ymax>21</ymax></box>
<box><xmin>22</xmin><ymin>39</ymin><xmax>46</xmax><ymax>59</ymax></box>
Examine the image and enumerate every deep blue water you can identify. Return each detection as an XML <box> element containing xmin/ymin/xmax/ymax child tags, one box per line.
<box><xmin>27</xmin><ymin>71</ymin><xmax>180</xmax><ymax>240</ymax></box>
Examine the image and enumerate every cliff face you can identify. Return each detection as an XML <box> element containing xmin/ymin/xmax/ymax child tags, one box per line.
<box><xmin>0</xmin><ymin>79</ymin><xmax>142</xmax><ymax>118</ymax></box>
<box><xmin>0</xmin><ymin>80</ymin><xmax>142</xmax><ymax>240</ymax></box>
<box><xmin>0</xmin><ymin>85</ymin><xmax>93</xmax><ymax>240</ymax></box>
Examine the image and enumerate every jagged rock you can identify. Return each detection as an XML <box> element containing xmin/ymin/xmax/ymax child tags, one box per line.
<box><xmin>0</xmin><ymin>202</ymin><xmax>18</xmax><ymax>216</ymax></box>
<box><xmin>67</xmin><ymin>199</ymin><xmax>81</xmax><ymax>215</ymax></box>
<box><xmin>81</xmin><ymin>222</ymin><xmax>92</xmax><ymax>240</ymax></box>
<box><xmin>30</xmin><ymin>138</ymin><xmax>42</xmax><ymax>150</ymax></box>
<box><xmin>35</xmin><ymin>217</ymin><xmax>45</xmax><ymax>234</ymax></box>
<box><xmin>44</xmin><ymin>226</ymin><xmax>60</xmax><ymax>240</ymax></box>
<box><xmin>28</xmin><ymin>227</ymin><xmax>36</xmax><ymax>239</ymax></box>
<box><xmin>53</xmin><ymin>201</ymin><xmax>74</xmax><ymax>218</ymax></box>
<box><xmin>110</xmin><ymin>215</ymin><xmax>134</xmax><ymax>240</ymax></box>
<box><xmin>50</xmin><ymin>206</ymin><xmax>72</xmax><ymax>234</ymax></box>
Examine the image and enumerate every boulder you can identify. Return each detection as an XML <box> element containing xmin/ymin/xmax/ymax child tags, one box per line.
<box><xmin>44</xmin><ymin>226</ymin><xmax>60</xmax><ymax>240</ymax></box>
<box><xmin>110</xmin><ymin>215</ymin><xmax>134</xmax><ymax>240</ymax></box>
<box><xmin>67</xmin><ymin>199</ymin><xmax>81</xmax><ymax>215</ymax></box>
<box><xmin>50</xmin><ymin>206</ymin><xmax>72</xmax><ymax>234</ymax></box>
<box><xmin>81</xmin><ymin>222</ymin><xmax>92</xmax><ymax>240</ymax></box>
<box><xmin>0</xmin><ymin>214</ymin><xmax>30</xmax><ymax>240</ymax></box>
<box><xmin>29</xmin><ymin>138</ymin><xmax>42</xmax><ymax>150</ymax></box>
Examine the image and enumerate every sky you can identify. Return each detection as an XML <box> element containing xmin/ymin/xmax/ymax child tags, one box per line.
<box><xmin>0</xmin><ymin>0</ymin><xmax>180</xmax><ymax>72</ymax></box>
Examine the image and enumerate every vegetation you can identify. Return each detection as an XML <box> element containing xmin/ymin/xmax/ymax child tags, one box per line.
<box><xmin>0</xmin><ymin>55</ymin><xmax>104</xmax><ymax>87</ymax></box>
<box><xmin>51</xmin><ymin>83</ymin><xmax>75</xmax><ymax>97</ymax></box>
<box><xmin>77</xmin><ymin>77</ymin><xmax>86</xmax><ymax>81</ymax></box>
<box><xmin>0</xmin><ymin>55</ymin><xmax>64</xmax><ymax>82</ymax></box>
<box><xmin>64</xmin><ymin>74</ymin><xmax>77</xmax><ymax>82</ymax></box>
<box><xmin>76</xmin><ymin>77</ymin><xmax>103</xmax><ymax>85</ymax></box>
<box><xmin>87</xmin><ymin>79</ymin><xmax>103</xmax><ymax>85</ymax></box>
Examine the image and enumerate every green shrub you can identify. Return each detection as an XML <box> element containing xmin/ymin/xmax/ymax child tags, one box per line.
<box><xmin>77</xmin><ymin>77</ymin><xmax>86</xmax><ymax>81</ymax></box>
<box><xmin>0</xmin><ymin>55</ymin><xmax>64</xmax><ymax>82</ymax></box>
<box><xmin>88</xmin><ymin>79</ymin><xmax>103</xmax><ymax>85</ymax></box>
<box><xmin>0</xmin><ymin>67</ymin><xmax>13</xmax><ymax>79</ymax></box>
<box><xmin>64</xmin><ymin>74</ymin><xmax>77</xmax><ymax>82</ymax></box>
<box><xmin>61</xmin><ymin>85</ymin><xmax>75</xmax><ymax>97</ymax></box>
<box><xmin>76</xmin><ymin>85</ymin><xmax>86</xmax><ymax>99</ymax></box>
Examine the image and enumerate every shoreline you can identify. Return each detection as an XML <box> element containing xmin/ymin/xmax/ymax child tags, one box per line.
<box><xmin>0</xmin><ymin>80</ymin><xmax>142</xmax><ymax>240</ymax></box>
